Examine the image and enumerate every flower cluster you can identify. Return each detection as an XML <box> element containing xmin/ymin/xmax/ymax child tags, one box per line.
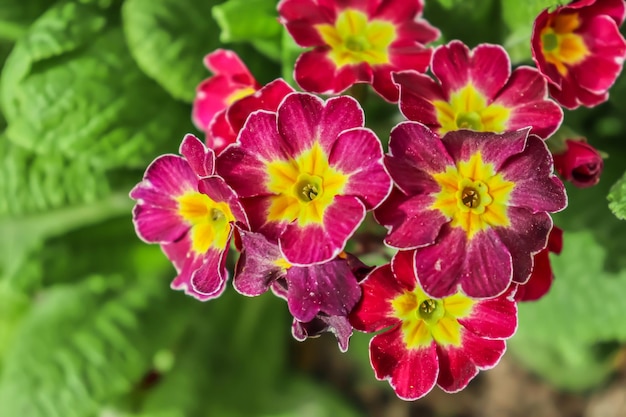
<box><xmin>130</xmin><ymin>0</ymin><xmax>625</xmax><ymax>402</ymax></box>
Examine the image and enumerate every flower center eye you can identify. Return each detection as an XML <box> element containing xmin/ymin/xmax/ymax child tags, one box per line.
<box><xmin>461</xmin><ymin>186</ymin><xmax>480</xmax><ymax>208</ymax></box>
<box><xmin>541</xmin><ymin>31</ymin><xmax>559</xmax><ymax>52</ymax></box>
<box><xmin>294</xmin><ymin>174</ymin><xmax>324</xmax><ymax>203</ymax></box>
<box><xmin>455</xmin><ymin>111</ymin><xmax>483</xmax><ymax>130</ymax></box>
<box><xmin>345</xmin><ymin>36</ymin><xmax>366</xmax><ymax>52</ymax></box>
<box><xmin>419</xmin><ymin>299</ymin><xmax>437</xmax><ymax>318</ymax></box>
<box><xmin>210</xmin><ymin>208</ymin><xmax>225</xmax><ymax>222</ymax></box>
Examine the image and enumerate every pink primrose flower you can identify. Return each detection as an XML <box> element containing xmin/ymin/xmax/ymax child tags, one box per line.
<box><xmin>193</xmin><ymin>50</ymin><xmax>293</xmax><ymax>154</ymax></box>
<box><xmin>394</xmin><ymin>40</ymin><xmax>563</xmax><ymax>139</ymax></box>
<box><xmin>216</xmin><ymin>92</ymin><xmax>392</xmax><ymax>266</ymax></box>
<box><xmin>375</xmin><ymin>123</ymin><xmax>567</xmax><ymax>298</ymax></box>
<box><xmin>350</xmin><ymin>251</ymin><xmax>518</xmax><ymax>400</ymax></box>
<box><xmin>531</xmin><ymin>0</ymin><xmax>626</xmax><ymax>109</ymax></box>
<box><xmin>233</xmin><ymin>229</ymin><xmax>364</xmax><ymax>352</ymax></box>
<box><xmin>278</xmin><ymin>0</ymin><xmax>439</xmax><ymax>102</ymax></box>
<box><xmin>130</xmin><ymin>134</ymin><xmax>248</xmax><ymax>300</ymax></box>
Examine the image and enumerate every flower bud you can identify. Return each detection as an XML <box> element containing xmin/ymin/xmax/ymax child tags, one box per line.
<box><xmin>553</xmin><ymin>139</ymin><xmax>603</xmax><ymax>188</ymax></box>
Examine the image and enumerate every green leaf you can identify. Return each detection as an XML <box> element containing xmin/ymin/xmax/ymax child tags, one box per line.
<box><xmin>0</xmin><ymin>274</ymin><xmax>193</xmax><ymax>417</ymax></box>
<box><xmin>212</xmin><ymin>0</ymin><xmax>282</xmax><ymax>62</ymax></box>
<box><xmin>1</xmin><ymin>0</ymin><xmax>190</xmax><ymax>170</ymax></box>
<box><xmin>509</xmin><ymin>231</ymin><xmax>626</xmax><ymax>390</ymax></box>
<box><xmin>500</xmin><ymin>0</ymin><xmax>558</xmax><ymax>63</ymax></box>
<box><xmin>122</xmin><ymin>0</ymin><xmax>222</xmax><ymax>102</ymax></box>
<box><xmin>0</xmin><ymin>0</ymin><xmax>51</xmax><ymax>41</ymax></box>
<box><xmin>608</xmin><ymin>170</ymin><xmax>626</xmax><ymax>220</ymax></box>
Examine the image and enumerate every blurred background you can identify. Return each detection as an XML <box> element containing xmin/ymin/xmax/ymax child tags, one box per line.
<box><xmin>1</xmin><ymin>0</ymin><xmax>626</xmax><ymax>416</ymax></box>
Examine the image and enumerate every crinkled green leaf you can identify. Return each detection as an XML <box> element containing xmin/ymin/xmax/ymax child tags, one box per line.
<box><xmin>212</xmin><ymin>0</ymin><xmax>282</xmax><ymax>62</ymax></box>
<box><xmin>0</xmin><ymin>273</ymin><xmax>193</xmax><ymax>417</ymax></box>
<box><xmin>0</xmin><ymin>0</ymin><xmax>51</xmax><ymax>41</ymax></box>
<box><xmin>509</xmin><ymin>231</ymin><xmax>626</xmax><ymax>390</ymax></box>
<box><xmin>608</xmin><ymin>170</ymin><xmax>626</xmax><ymax>220</ymax></box>
<box><xmin>122</xmin><ymin>0</ymin><xmax>222</xmax><ymax>102</ymax></box>
<box><xmin>1</xmin><ymin>0</ymin><xmax>190</xmax><ymax>170</ymax></box>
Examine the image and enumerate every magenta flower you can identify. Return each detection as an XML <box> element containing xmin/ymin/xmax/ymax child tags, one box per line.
<box><xmin>130</xmin><ymin>134</ymin><xmax>248</xmax><ymax>300</ymax></box>
<box><xmin>375</xmin><ymin>123</ymin><xmax>567</xmax><ymax>298</ymax></box>
<box><xmin>278</xmin><ymin>0</ymin><xmax>439</xmax><ymax>102</ymax></box>
<box><xmin>217</xmin><ymin>92</ymin><xmax>392</xmax><ymax>265</ymax></box>
<box><xmin>394</xmin><ymin>40</ymin><xmax>563</xmax><ymax>139</ymax></box>
<box><xmin>531</xmin><ymin>0</ymin><xmax>626</xmax><ymax>109</ymax></box>
<box><xmin>233</xmin><ymin>229</ymin><xmax>363</xmax><ymax>351</ymax></box>
<box><xmin>193</xmin><ymin>49</ymin><xmax>260</xmax><ymax>153</ymax></box>
<box><xmin>350</xmin><ymin>251</ymin><xmax>517</xmax><ymax>400</ymax></box>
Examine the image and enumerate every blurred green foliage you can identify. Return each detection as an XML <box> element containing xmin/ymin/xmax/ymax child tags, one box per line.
<box><xmin>1</xmin><ymin>0</ymin><xmax>626</xmax><ymax>416</ymax></box>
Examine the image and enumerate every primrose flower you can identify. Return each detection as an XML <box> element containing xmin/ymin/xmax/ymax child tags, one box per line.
<box><xmin>130</xmin><ymin>134</ymin><xmax>248</xmax><ymax>300</ymax></box>
<box><xmin>376</xmin><ymin>123</ymin><xmax>567</xmax><ymax>298</ymax></box>
<box><xmin>217</xmin><ymin>92</ymin><xmax>392</xmax><ymax>265</ymax></box>
<box><xmin>553</xmin><ymin>138</ymin><xmax>604</xmax><ymax>188</ymax></box>
<box><xmin>394</xmin><ymin>40</ymin><xmax>563</xmax><ymax>139</ymax></box>
<box><xmin>531</xmin><ymin>0</ymin><xmax>626</xmax><ymax>109</ymax></box>
<box><xmin>233</xmin><ymin>229</ymin><xmax>363</xmax><ymax>351</ymax></box>
<box><xmin>278</xmin><ymin>0</ymin><xmax>439</xmax><ymax>102</ymax></box>
<box><xmin>193</xmin><ymin>49</ymin><xmax>260</xmax><ymax>153</ymax></box>
<box><xmin>350</xmin><ymin>252</ymin><xmax>517</xmax><ymax>400</ymax></box>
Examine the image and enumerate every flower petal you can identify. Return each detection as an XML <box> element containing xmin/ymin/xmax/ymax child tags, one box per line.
<box><xmin>233</xmin><ymin>229</ymin><xmax>286</xmax><ymax>296</ymax></box>
<box><xmin>458</xmin><ymin>290</ymin><xmax>518</xmax><ymax>339</ymax></box>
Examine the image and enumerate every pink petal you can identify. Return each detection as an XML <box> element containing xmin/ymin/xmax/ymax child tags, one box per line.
<box><xmin>278</xmin><ymin>0</ymin><xmax>333</xmax><ymax>47</ymax></box>
<box><xmin>179</xmin><ymin>134</ymin><xmax>215</xmax><ymax>177</ymax></box>
<box><xmin>197</xmin><ymin>177</ymin><xmax>249</xmax><ymax>227</ymax></box>
<box><xmin>130</xmin><ymin>155</ymin><xmax>197</xmax><ymax>203</ymax></box>
<box><xmin>350</xmin><ymin>264</ymin><xmax>403</xmax><ymax>332</ymax></box>
<box><xmin>329</xmin><ymin>128</ymin><xmax>390</xmax><ymax>210</ymax></box>
<box><xmin>131</xmin><ymin>204</ymin><xmax>188</xmax><ymax>243</ymax></box>
<box><xmin>466</xmin><ymin>43</ymin><xmax>511</xmax><ymax>100</ymax></box>
<box><xmin>190</xmin><ymin>246</ymin><xmax>230</xmax><ymax>300</ymax></box>
<box><xmin>371</xmin><ymin>326</ymin><xmax>439</xmax><ymax>400</ymax></box>
<box><xmin>204</xmin><ymin>49</ymin><xmax>255</xmax><ymax>84</ymax></box>
<box><xmin>436</xmin><ymin>333</ymin><xmax>505</xmax><ymax>393</ymax></box>
<box><xmin>279</xmin><ymin>195</ymin><xmax>366</xmax><ymax>265</ymax></box>
<box><xmin>277</xmin><ymin>92</ymin><xmax>326</xmax><ymax>155</ymax></box>
<box><xmin>394</xmin><ymin>70</ymin><xmax>445</xmax><ymax>128</ymax></box>
<box><xmin>458</xmin><ymin>290</ymin><xmax>518</xmax><ymax>339</ymax></box>
<box><xmin>233</xmin><ymin>229</ymin><xmax>285</xmax><ymax>296</ymax></box>
<box><xmin>294</xmin><ymin>49</ymin><xmax>365</xmax><ymax>95</ymax></box>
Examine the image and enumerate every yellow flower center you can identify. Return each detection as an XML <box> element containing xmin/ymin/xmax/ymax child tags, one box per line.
<box><xmin>265</xmin><ymin>142</ymin><xmax>348</xmax><ymax>226</ymax></box>
<box><xmin>176</xmin><ymin>192</ymin><xmax>235</xmax><ymax>254</ymax></box>
<box><xmin>433</xmin><ymin>85</ymin><xmax>511</xmax><ymax>135</ymax></box>
<box><xmin>431</xmin><ymin>152</ymin><xmax>514</xmax><ymax>239</ymax></box>
<box><xmin>540</xmin><ymin>12</ymin><xmax>589</xmax><ymax>76</ymax></box>
<box><xmin>392</xmin><ymin>285</ymin><xmax>474</xmax><ymax>349</ymax></box>
<box><xmin>316</xmin><ymin>9</ymin><xmax>396</xmax><ymax>68</ymax></box>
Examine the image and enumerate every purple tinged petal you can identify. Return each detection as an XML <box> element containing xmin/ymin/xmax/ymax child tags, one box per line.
<box><xmin>234</xmin><ymin>110</ymin><xmax>291</xmax><ymax>162</ymax></box>
<box><xmin>190</xmin><ymin>246</ymin><xmax>230</xmax><ymax>300</ymax></box>
<box><xmin>286</xmin><ymin>258</ymin><xmax>361</xmax><ymax>322</ymax></box>
<box><xmin>459</xmin><ymin>229</ymin><xmax>513</xmax><ymax>299</ymax></box>
<box><xmin>329</xmin><ymin>127</ymin><xmax>391</xmax><ymax>209</ymax></box>
<box><xmin>495</xmin><ymin>209</ymin><xmax>553</xmax><ymax>284</ymax></box>
<box><xmin>320</xmin><ymin>95</ymin><xmax>365</xmax><ymax>141</ymax></box>
<box><xmin>441</xmin><ymin>128</ymin><xmax>530</xmax><ymax>173</ymax></box>
<box><xmin>233</xmin><ymin>229</ymin><xmax>286</xmax><ymax>296</ymax></box>
<box><xmin>130</xmin><ymin>155</ymin><xmax>197</xmax><ymax>203</ymax></box>
<box><xmin>292</xmin><ymin>314</ymin><xmax>354</xmax><ymax>352</ymax></box>
<box><xmin>179</xmin><ymin>134</ymin><xmax>215</xmax><ymax>177</ymax></box>
<box><xmin>215</xmin><ymin>146</ymin><xmax>270</xmax><ymax>198</ymax></box>
<box><xmin>466</xmin><ymin>43</ymin><xmax>511</xmax><ymax>100</ymax></box>
<box><xmin>280</xmin><ymin>195</ymin><xmax>366</xmax><ymax>265</ymax></box>
<box><xmin>501</xmin><ymin>135</ymin><xmax>567</xmax><ymax>213</ymax></box>
<box><xmin>387</xmin><ymin>122</ymin><xmax>454</xmax><ymax>193</ymax></box>
<box><xmin>370</xmin><ymin>326</ymin><xmax>439</xmax><ymax>401</ymax></box>
<box><xmin>414</xmin><ymin>225</ymin><xmax>466</xmax><ymax>298</ymax></box>
<box><xmin>277</xmin><ymin>92</ymin><xmax>326</xmax><ymax>155</ymax></box>
<box><xmin>376</xmin><ymin>191</ymin><xmax>448</xmax><ymax>249</ymax></box>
